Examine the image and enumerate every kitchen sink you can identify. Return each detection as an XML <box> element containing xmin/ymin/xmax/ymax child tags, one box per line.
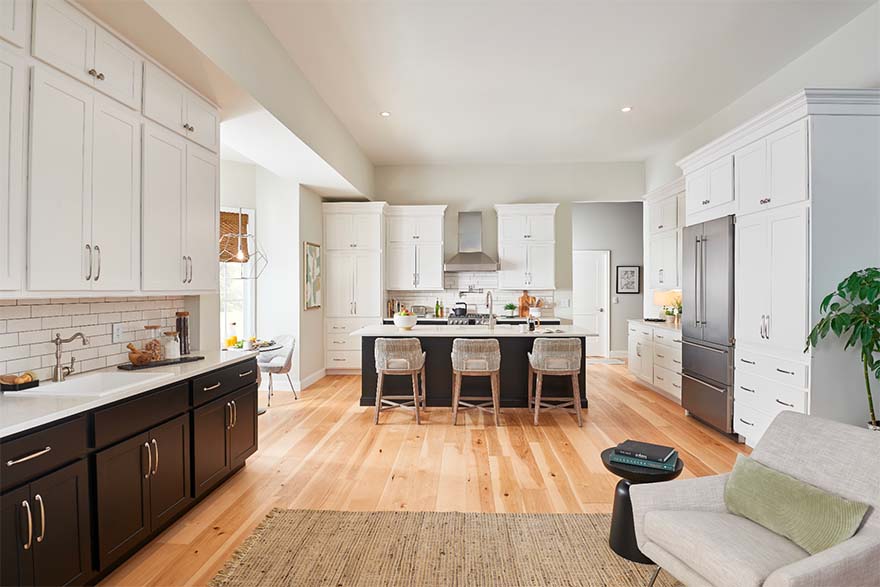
<box><xmin>6</xmin><ymin>371</ymin><xmax>171</xmax><ymax>398</ymax></box>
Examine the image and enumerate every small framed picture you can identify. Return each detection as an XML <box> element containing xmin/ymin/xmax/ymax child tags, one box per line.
<box><xmin>616</xmin><ymin>266</ymin><xmax>641</xmax><ymax>294</ymax></box>
<box><xmin>303</xmin><ymin>242</ymin><xmax>322</xmax><ymax>309</ymax></box>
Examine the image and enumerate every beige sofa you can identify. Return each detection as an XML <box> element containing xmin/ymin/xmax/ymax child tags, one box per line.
<box><xmin>630</xmin><ymin>411</ymin><xmax>880</xmax><ymax>587</ymax></box>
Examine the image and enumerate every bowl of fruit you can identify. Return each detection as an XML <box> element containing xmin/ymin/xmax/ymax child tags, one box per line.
<box><xmin>393</xmin><ymin>309</ymin><xmax>418</xmax><ymax>330</ymax></box>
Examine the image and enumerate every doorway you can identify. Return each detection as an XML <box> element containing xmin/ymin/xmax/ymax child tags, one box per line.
<box><xmin>572</xmin><ymin>250</ymin><xmax>611</xmax><ymax>357</ymax></box>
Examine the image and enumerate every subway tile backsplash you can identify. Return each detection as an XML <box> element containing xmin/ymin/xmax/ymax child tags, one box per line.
<box><xmin>0</xmin><ymin>297</ymin><xmax>185</xmax><ymax>381</ymax></box>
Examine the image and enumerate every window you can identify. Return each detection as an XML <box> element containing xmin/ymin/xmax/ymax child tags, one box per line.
<box><xmin>220</xmin><ymin>207</ymin><xmax>256</xmax><ymax>343</ymax></box>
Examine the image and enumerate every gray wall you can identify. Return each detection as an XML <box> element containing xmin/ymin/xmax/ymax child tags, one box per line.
<box><xmin>572</xmin><ymin>202</ymin><xmax>644</xmax><ymax>353</ymax></box>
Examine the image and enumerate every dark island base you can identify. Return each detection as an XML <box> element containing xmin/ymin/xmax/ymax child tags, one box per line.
<box><xmin>360</xmin><ymin>336</ymin><xmax>587</xmax><ymax>408</ymax></box>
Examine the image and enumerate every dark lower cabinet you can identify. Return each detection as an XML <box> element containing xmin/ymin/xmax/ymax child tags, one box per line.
<box><xmin>230</xmin><ymin>385</ymin><xmax>258</xmax><ymax>468</ymax></box>
<box><xmin>149</xmin><ymin>414</ymin><xmax>192</xmax><ymax>529</ymax></box>
<box><xmin>193</xmin><ymin>395</ymin><xmax>232</xmax><ymax>497</ymax></box>
<box><xmin>1</xmin><ymin>460</ymin><xmax>91</xmax><ymax>586</ymax></box>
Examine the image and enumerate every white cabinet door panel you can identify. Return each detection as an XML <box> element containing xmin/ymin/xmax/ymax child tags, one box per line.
<box><xmin>325</xmin><ymin>252</ymin><xmax>353</xmax><ymax>317</ymax></box>
<box><xmin>498</xmin><ymin>242</ymin><xmax>527</xmax><ymax>288</ymax></box>
<box><xmin>143</xmin><ymin>62</ymin><xmax>186</xmax><ymax>136</ymax></box>
<box><xmin>387</xmin><ymin>216</ymin><xmax>414</xmax><ymax>243</ymax></box>
<box><xmin>767</xmin><ymin>119</ymin><xmax>808</xmax><ymax>210</ymax></box>
<box><xmin>324</xmin><ymin>214</ymin><xmax>351</xmax><ymax>250</ymax></box>
<box><xmin>735</xmin><ymin>139</ymin><xmax>767</xmax><ymax>216</ymax></box>
<box><xmin>0</xmin><ymin>0</ymin><xmax>28</xmax><ymax>47</ymax></box>
<box><xmin>707</xmin><ymin>156</ymin><xmax>734</xmax><ymax>208</ymax></box>
<box><xmin>32</xmin><ymin>0</ymin><xmax>94</xmax><ymax>86</ymax></box>
<box><xmin>527</xmin><ymin>243</ymin><xmax>555</xmax><ymax>289</ymax></box>
<box><xmin>353</xmin><ymin>213</ymin><xmax>380</xmax><ymax>249</ymax></box>
<box><xmin>416</xmin><ymin>216</ymin><xmax>443</xmax><ymax>243</ymax></box>
<box><xmin>142</xmin><ymin>123</ymin><xmax>186</xmax><ymax>291</ymax></box>
<box><xmin>28</xmin><ymin>68</ymin><xmax>93</xmax><ymax>291</ymax></box>
<box><xmin>386</xmin><ymin>244</ymin><xmax>415</xmax><ymax>290</ymax></box>
<box><xmin>527</xmin><ymin>215</ymin><xmax>555</xmax><ymax>242</ymax></box>
<box><xmin>185</xmin><ymin>91</ymin><xmax>219</xmax><ymax>151</ymax></box>
<box><xmin>185</xmin><ymin>145</ymin><xmax>218</xmax><ymax>290</ymax></box>
<box><xmin>735</xmin><ymin>213</ymin><xmax>769</xmax><ymax>348</ymax></box>
<box><xmin>91</xmin><ymin>96</ymin><xmax>140</xmax><ymax>291</ymax></box>
<box><xmin>498</xmin><ymin>215</ymin><xmax>527</xmax><ymax>242</ymax></box>
<box><xmin>649</xmin><ymin>196</ymin><xmax>678</xmax><ymax>234</ymax></box>
<box><xmin>0</xmin><ymin>47</ymin><xmax>25</xmax><ymax>290</ymax></box>
<box><xmin>416</xmin><ymin>243</ymin><xmax>443</xmax><ymax>290</ymax></box>
<box><xmin>767</xmin><ymin>206</ymin><xmax>808</xmax><ymax>355</ymax></box>
<box><xmin>685</xmin><ymin>167</ymin><xmax>708</xmax><ymax>218</ymax></box>
<box><xmin>93</xmin><ymin>27</ymin><xmax>142</xmax><ymax>110</ymax></box>
<box><xmin>353</xmin><ymin>252</ymin><xmax>380</xmax><ymax>316</ymax></box>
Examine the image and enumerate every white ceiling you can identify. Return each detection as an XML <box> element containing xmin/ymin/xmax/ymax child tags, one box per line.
<box><xmin>249</xmin><ymin>0</ymin><xmax>872</xmax><ymax>165</ymax></box>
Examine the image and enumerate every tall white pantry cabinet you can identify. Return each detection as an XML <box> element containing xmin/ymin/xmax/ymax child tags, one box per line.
<box><xmin>1</xmin><ymin>0</ymin><xmax>221</xmax><ymax>298</ymax></box>
<box><xmin>678</xmin><ymin>89</ymin><xmax>880</xmax><ymax>447</ymax></box>
<box><xmin>323</xmin><ymin>202</ymin><xmax>386</xmax><ymax>372</ymax></box>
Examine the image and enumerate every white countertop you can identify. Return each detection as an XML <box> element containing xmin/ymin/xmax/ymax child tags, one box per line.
<box><xmin>352</xmin><ymin>324</ymin><xmax>597</xmax><ymax>338</ymax></box>
<box><xmin>628</xmin><ymin>318</ymin><xmax>682</xmax><ymax>333</ymax></box>
<box><xmin>0</xmin><ymin>349</ymin><xmax>258</xmax><ymax>439</ymax></box>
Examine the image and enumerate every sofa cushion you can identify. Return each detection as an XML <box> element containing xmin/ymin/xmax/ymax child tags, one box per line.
<box><xmin>725</xmin><ymin>455</ymin><xmax>870</xmax><ymax>554</ymax></box>
<box><xmin>645</xmin><ymin>510</ymin><xmax>808</xmax><ymax>587</ymax></box>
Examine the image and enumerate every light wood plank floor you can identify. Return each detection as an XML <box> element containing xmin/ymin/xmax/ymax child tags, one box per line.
<box><xmin>102</xmin><ymin>364</ymin><xmax>748</xmax><ymax>586</ymax></box>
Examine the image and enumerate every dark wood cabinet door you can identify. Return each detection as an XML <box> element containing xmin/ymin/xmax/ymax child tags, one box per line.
<box><xmin>1</xmin><ymin>485</ymin><xmax>34</xmax><ymax>586</ymax></box>
<box><xmin>193</xmin><ymin>396</ymin><xmax>231</xmax><ymax>497</ymax></box>
<box><xmin>95</xmin><ymin>433</ymin><xmax>151</xmax><ymax>570</ymax></box>
<box><xmin>229</xmin><ymin>385</ymin><xmax>258</xmax><ymax>468</ymax></box>
<box><xmin>30</xmin><ymin>459</ymin><xmax>91</xmax><ymax>586</ymax></box>
<box><xmin>148</xmin><ymin>414</ymin><xmax>192</xmax><ymax>530</ymax></box>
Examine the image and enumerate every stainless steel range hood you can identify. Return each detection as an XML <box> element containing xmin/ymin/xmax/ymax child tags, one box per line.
<box><xmin>444</xmin><ymin>211</ymin><xmax>499</xmax><ymax>272</ymax></box>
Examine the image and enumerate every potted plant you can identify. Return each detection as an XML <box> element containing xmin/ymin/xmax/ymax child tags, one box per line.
<box><xmin>504</xmin><ymin>303</ymin><xmax>517</xmax><ymax>317</ymax></box>
<box><xmin>805</xmin><ymin>267</ymin><xmax>879</xmax><ymax>430</ymax></box>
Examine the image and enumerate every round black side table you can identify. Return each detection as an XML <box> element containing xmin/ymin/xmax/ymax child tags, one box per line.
<box><xmin>601</xmin><ymin>447</ymin><xmax>684</xmax><ymax>564</ymax></box>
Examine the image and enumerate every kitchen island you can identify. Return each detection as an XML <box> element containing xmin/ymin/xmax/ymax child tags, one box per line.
<box><xmin>351</xmin><ymin>325</ymin><xmax>596</xmax><ymax>408</ymax></box>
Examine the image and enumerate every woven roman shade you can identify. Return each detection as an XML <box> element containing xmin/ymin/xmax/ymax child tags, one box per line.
<box><xmin>220</xmin><ymin>211</ymin><xmax>250</xmax><ymax>263</ymax></box>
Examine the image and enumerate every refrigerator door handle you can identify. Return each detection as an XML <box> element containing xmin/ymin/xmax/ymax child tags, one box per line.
<box><xmin>693</xmin><ymin>236</ymin><xmax>702</xmax><ymax>326</ymax></box>
<box><xmin>700</xmin><ymin>235</ymin><xmax>707</xmax><ymax>326</ymax></box>
<box><xmin>682</xmin><ymin>340</ymin><xmax>725</xmax><ymax>354</ymax></box>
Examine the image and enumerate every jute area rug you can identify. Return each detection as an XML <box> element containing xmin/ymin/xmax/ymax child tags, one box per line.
<box><xmin>211</xmin><ymin>509</ymin><xmax>680</xmax><ymax>586</ymax></box>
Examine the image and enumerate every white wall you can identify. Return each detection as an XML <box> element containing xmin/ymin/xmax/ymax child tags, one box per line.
<box><xmin>572</xmin><ymin>203</ymin><xmax>644</xmax><ymax>352</ymax></box>
<box><xmin>645</xmin><ymin>2</ymin><xmax>880</xmax><ymax>191</ymax></box>
<box><xmin>220</xmin><ymin>160</ymin><xmax>257</xmax><ymax>209</ymax></box>
<box><xmin>298</xmin><ymin>186</ymin><xmax>325</xmax><ymax>386</ymax></box>
<box><xmin>374</xmin><ymin>162</ymin><xmax>646</xmax><ymax>295</ymax></box>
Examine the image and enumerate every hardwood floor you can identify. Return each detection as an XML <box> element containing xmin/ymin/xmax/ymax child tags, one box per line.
<box><xmin>102</xmin><ymin>364</ymin><xmax>748</xmax><ymax>586</ymax></box>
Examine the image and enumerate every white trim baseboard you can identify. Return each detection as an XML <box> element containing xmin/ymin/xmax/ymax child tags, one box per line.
<box><xmin>296</xmin><ymin>368</ymin><xmax>326</xmax><ymax>391</ymax></box>
<box><xmin>610</xmin><ymin>350</ymin><xmax>628</xmax><ymax>359</ymax></box>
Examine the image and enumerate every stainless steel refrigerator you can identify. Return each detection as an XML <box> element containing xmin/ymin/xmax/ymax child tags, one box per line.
<box><xmin>681</xmin><ymin>215</ymin><xmax>735</xmax><ymax>433</ymax></box>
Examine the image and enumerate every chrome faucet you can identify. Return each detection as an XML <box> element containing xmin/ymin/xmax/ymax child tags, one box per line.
<box><xmin>485</xmin><ymin>290</ymin><xmax>496</xmax><ymax>330</ymax></box>
<box><xmin>52</xmin><ymin>332</ymin><xmax>89</xmax><ymax>382</ymax></box>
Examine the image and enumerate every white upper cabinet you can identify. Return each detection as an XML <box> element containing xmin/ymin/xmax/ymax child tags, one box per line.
<box><xmin>143</xmin><ymin>62</ymin><xmax>219</xmax><ymax>152</ymax></box>
<box><xmin>736</xmin><ymin>119</ymin><xmax>808</xmax><ymax>216</ymax></box>
<box><xmin>649</xmin><ymin>232</ymin><xmax>678</xmax><ymax>289</ymax></box>
<box><xmin>648</xmin><ymin>195</ymin><xmax>679</xmax><ymax>234</ymax></box>
<box><xmin>0</xmin><ymin>46</ymin><xmax>25</xmax><ymax>290</ymax></box>
<box><xmin>142</xmin><ymin>123</ymin><xmax>186</xmax><ymax>291</ymax></box>
<box><xmin>33</xmin><ymin>0</ymin><xmax>142</xmax><ymax>109</ymax></box>
<box><xmin>0</xmin><ymin>0</ymin><xmax>28</xmax><ymax>47</ymax></box>
<box><xmin>28</xmin><ymin>67</ymin><xmax>93</xmax><ymax>291</ymax></box>
<box><xmin>685</xmin><ymin>155</ymin><xmax>734</xmax><ymax>222</ymax></box>
<box><xmin>495</xmin><ymin>204</ymin><xmax>558</xmax><ymax>289</ymax></box>
<box><xmin>324</xmin><ymin>251</ymin><xmax>382</xmax><ymax>317</ymax></box>
<box><xmin>386</xmin><ymin>243</ymin><xmax>416</xmax><ymax>290</ymax></box>
<box><xmin>387</xmin><ymin>209</ymin><xmax>445</xmax><ymax>243</ymax></box>
<box><xmin>325</xmin><ymin>208</ymin><xmax>383</xmax><ymax>251</ymax></box>
<box><xmin>353</xmin><ymin>252</ymin><xmax>382</xmax><ymax>316</ymax></box>
<box><xmin>184</xmin><ymin>144</ymin><xmax>219</xmax><ymax>290</ymax></box>
<box><xmin>384</xmin><ymin>205</ymin><xmax>445</xmax><ymax>290</ymax></box>
<box><xmin>90</xmin><ymin>96</ymin><xmax>141</xmax><ymax>291</ymax></box>
<box><xmin>415</xmin><ymin>242</ymin><xmax>444</xmax><ymax>290</ymax></box>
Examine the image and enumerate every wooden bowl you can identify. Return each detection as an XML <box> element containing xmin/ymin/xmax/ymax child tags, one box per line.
<box><xmin>128</xmin><ymin>352</ymin><xmax>151</xmax><ymax>366</ymax></box>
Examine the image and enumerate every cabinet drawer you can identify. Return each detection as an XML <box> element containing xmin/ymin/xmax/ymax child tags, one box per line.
<box><xmin>735</xmin><ymin>371</ymin><xmax>807</xmax><ymax>415</ymax></box>
<box><xmin>652</xmin><ymin>329</ymin><xmax>681</xmax><ymax>346</ymax></box>
<box><xmin>736</xmin><ymin>348</ymin><xmax>809</xmax><ymax>388</ymax></box>
<box><xmin>653</xmin><ymin>344</ymin><xmax>682</xmax><ymax>373</ymax></box>
<box><xmin>327</xmin><ymin>333</ymin><xmax>360</xmax><ymax>350</ymax></box>
<box><xmin>733</xmin><ymin>403</ymin><xmax>773</xmax><ymax>447</ymax></box>
<box><xmin>93</xmin><ymin>382</ymin><xmax>189</xmax><ymax>449</ymax></box>
<box><xmin>1</xmin><ymin>416</ymin><xmax>88</xmax><ymax>492</ymax></box>
<box><xmin>653</xmin><ymin>365</ymin><xmax>681</xmax><ymax>398</ymax></box>
<box><xmin>326</xmin><ymin>350</ymin><xmax>360</xmax><ymax>369</ymax></box>
<box><xmin>192</xmin><ymin>359</ymin><xmax>258</xmax><ymax>407</ymax></box>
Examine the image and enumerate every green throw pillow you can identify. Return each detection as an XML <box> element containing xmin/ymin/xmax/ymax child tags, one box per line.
<box><xmin>724</xmin><ymin>455</ymin><xmax>869</xmax><ymax>555</ymax></box>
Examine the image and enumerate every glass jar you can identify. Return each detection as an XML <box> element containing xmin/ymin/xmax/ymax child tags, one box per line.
<box><xmin>164</xmin><ymin>331</ymin><xmax>180</xmax><ymax>360</ymax></box>
<box><xmin>143</xmin><ymin>325</ymin><xmax>164</xmax><ymax>361</ymax></box>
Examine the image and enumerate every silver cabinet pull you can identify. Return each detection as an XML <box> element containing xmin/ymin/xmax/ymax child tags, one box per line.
<box><xmin>143</xmin><ymin>442</ymin><xmax>151</xmax><ymax>479</ymax></box>
<box><xmin>34</xmin><ymin>494</ymin><xmax>45</xmax><ymax>543</ymax></box>
<box><xmin>656</xmin><ymin>375</ymin><xmax>664</xmax><ymax>381</ymax></box>
<box><xmin>226</xmin><ymin>402</ymin><xmax>233</xmax><ymax>429</ymax></box>
<box><xmin>656</xmin><ymin>354</ymin><xmax>665</xmax><ymax>359</ymax></box>
<box><xmin>776</xmin><ymin>368</ymin><xmax>795</xmax><ymax>376</ymax></box>
<box><xmin>151</xmin><ymin>439</ymin><xmax>159</xmax><ymax>475</ymax></box>
<box><xmin>738</xmin><ymin>418</ymin><xmax>754</xmax><ymax>426</ymax></box>
<box><xmin>85</xmin><ymin>244</ymin><xmax>92</xmax><ymax>280</ymax></box>
<box><xmin>186</xmin><ymin>256</ymin><xmax>193</xmax><ymax>283</ymax></box>
<box><xmin>775</xmin><ymin>399</ymin><xmax>794</xmax><ymax>408</ymax></box>
<box><xmin>203</xmin><ymin>382</ymin><xmax>222</xmax><ymax>391</ymax></box>
<box><xmin>182</xmin><ymin>256</ymin><xmax>187</xmax><ymax>283</ymax></box>
<box><xmin>94</xmin><ymin>245</ymin><xmax>101</xmax><ymax>282</ymax></box>
<box><xmin>672</xmin><ymin>359</ymin><xmax>681</xmax><ymax>365</ymax></box>
<box><xmin>740</xmin><ymin>386</ymin><xmax>756</xmax><ymax>393</ymax></box>
<box><xmin>740</xmin><ymin>358</ymin><xmax>756</xmax><ymax>365</ymax></box>
<box><xmin>96</xmin><ymin>72</ymin><xmax>105</xmax><ymax>80</ymax></box>
<box><xmin>765</xmin><ymin>314</ymin><xmax>770</xmax><ymax>339</ymax></box>
<box><xmin>7</xmin><ymin>446</ymin><xmax>52</xmax><ymax>467</ymax></box>
<box><xmin>22</xmin><ymin>500</ymin><xmax>32</xmax><ymax>550</ymax></box>
<box><xmin>87</xmin><ymin>68</ymin><xmax>97</xmax><ymax>77</ymax></box>
<box><xmin>239</xmin><ymin>370</ymin><xmax>254</xmax><ymax>377</ymax></box>
<box><xmin>231</xmin><ymin>400</ymin><xmax>237</xmax><ymax>427</ymax></box>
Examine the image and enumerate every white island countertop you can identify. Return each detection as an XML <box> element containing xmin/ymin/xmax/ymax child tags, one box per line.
<box><xmin>351</xmin><ymin>324</ymin><xmax>598</xmax><ymax>338</ymax></box>
<box><xmin>0</xmin><ymin>349</ymin><xmax>258</xmax><ymax>439</ymax></box>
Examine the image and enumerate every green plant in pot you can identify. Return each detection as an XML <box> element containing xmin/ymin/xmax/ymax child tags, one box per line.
<box><xmin>805</xmin><ymin>267</ymin><xmax>879</xmax><ymax>429</ymax></box>
<box><xmin>504</xmin><ymin>303</ymin><xmax>517</xmax><ymax>317</ymax></box>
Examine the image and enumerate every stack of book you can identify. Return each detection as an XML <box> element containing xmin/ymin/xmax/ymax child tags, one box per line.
<box><xmin>609</xmin><ymin>440</ymin><xmax>679</xmax><ymax>472</ymax></box>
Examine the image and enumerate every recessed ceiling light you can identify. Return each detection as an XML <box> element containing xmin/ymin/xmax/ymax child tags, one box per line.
<box><xmin>379</xmin><ymin>111</ymin><xmax>391</xmax><ymax>117</ymax></box>
<box><xmin>620</xmin><ymin>106</ymin><xmax>633</xmax><ymax>113</ymax></box>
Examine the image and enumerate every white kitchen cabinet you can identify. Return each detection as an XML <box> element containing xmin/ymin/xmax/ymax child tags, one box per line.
<box><xmin>0</xmin><ymin>46</ymin><xmax>25</xmax><ymax>291</ymax></box>
<box><xmin>649</xmin><ymin>232</ymin><xmax>678</xmax><ymax>289</ymax></box>
<box><xmin>685</xmin><ymin>156</ymin><xmax>733</xmax><ymax>222</ymax></box>
<box><xmin>142</xmin><ymin>123</ymin><xmax>186</xmax><ymax>291</ymax></box>
<box><xmin>325</xmin><ymin>211</ymin><xmax>383</xmax><ymax>251</ymax></box>
<box><xmin>0</xmin><ymin>0</ymin><xmax>28</xmax><ymax>47</ymax></box>
<box><xmin>628</xmin><ymin>320</ymin><xmax>681</xmax><ymax>401</ymax></box>
<box><xmin>648</xmin><ymin>195</ymin><xmax>678</xmax><ymax>234</ymax></box>
<box><xmin>143</xmin><ymin>62</ymin><xmax>219</xmax><ymax>151</ymax></box>
<box><xmin>353</xmin><ymin>252</ymin><xmax>382</xmax><ymax>316</ymax></box>
<box><xmin>737</xmin><ymin>120</ymin><xmax>808</xmax><ymax>216</ymax></box>
<box><xmin>184</xmin><ymin>144</ymin><xmax>219</xmax><ymax>290</ymax></box>
<box><xmin>324</xmin><ymin>251</ymin><xmax>382</xmax><ymax>318</ymax></box>
<box><xmin>495</xmin><ymin>203</ymin><xmax>558</xmax><ymax>289</ymax></box>
<box><xmin>735</xmin><ymin>204</ymin><xmax>808</xmax><ymax>357</ymax></box>
<box><xmin>90</xmin><ymin>95</ymin><xmax>141</xmax><ymax>291</ymax></box>
<box><xmin>387</xmin><ymin>211</ymin><xmax>444</xmax><ymax>243</ymax></box>
<box><xmin>384</xmin><ymin>206</ymin><xmax>445</xmax><ymax>290</ymax></box>
<box><xmin>386</xmin><ymin>244</ymin><xmax>415</xmax><ymax>290</ymax></box>
<box><xmin>498</xmin><ymin>242</ymin><xmax>527</xmax><ymax>289</ymax></box>
<box><xmin>324</xmin><ymin>251</ymin><xmax>354</xmax><ymax>317</ymax></box>
<box><xmin>33</xmin><ymin>0</ymin><xmax>142</xmax><ymax>109</ymax></box>
<box><xmin>497</xmin><ymin>208</ymin><xmax>556</xmax><ymax>242</ymax></box>
<box><xmin>416</xmin><ymin>243</ymin><xmax>444</xmax><ymax>290</ymax></box>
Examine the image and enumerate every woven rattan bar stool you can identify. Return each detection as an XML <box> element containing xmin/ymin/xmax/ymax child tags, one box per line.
<box><xmin>451</xmin><ymin>338</ymin><xmax>501</xmax><ymax>426</ymax></box>
<box><xmin>528</xmin><ymin>338</ymin><xmax>583</xmax><ymax>427</ymax></box>
<box><xmin>374</xmin><ymin>338</ymin><xmax>426</xmax><ymax>425</ymax></box>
